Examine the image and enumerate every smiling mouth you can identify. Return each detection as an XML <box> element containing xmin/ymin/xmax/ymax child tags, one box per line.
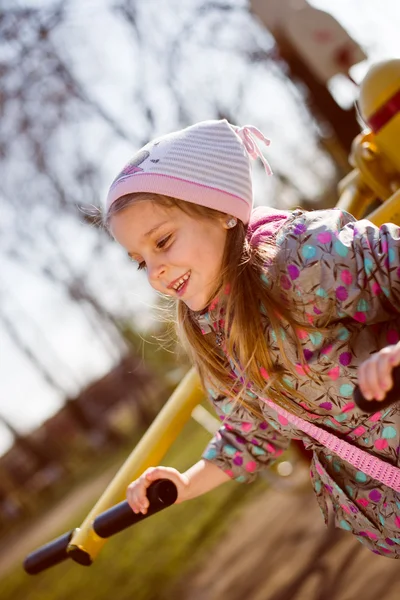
<box><xmin>169</xmin><ymin>271</ymin><xmax>191</xmax><ymax>293</ymax></box>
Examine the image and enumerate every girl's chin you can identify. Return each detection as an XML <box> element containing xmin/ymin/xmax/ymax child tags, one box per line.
<box><xmin>182</xmin><ymin>295</ymin><xmax>208</xmax><ymax>312</ymax></box>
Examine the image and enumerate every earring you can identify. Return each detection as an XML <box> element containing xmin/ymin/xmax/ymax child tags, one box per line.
<box><xmin>226</xmin><ymin>217</ymin><xmax>237</xmax><ymax>229</ymax></box>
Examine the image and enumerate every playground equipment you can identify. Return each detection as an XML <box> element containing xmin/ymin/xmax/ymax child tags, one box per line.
<box><xmin>24</xmin><ymin>479</ymin><xmax>178</xmax><ymax>575</ymax></box>
<box><xmin>337</xmin><ymin>59</ymin><xmax>400</xmax><ymax>223</ymax></box>
<box><xmin>24</xmin><ymin>59</ymin><xmax>400</xmax><ymax>575</ymax></box>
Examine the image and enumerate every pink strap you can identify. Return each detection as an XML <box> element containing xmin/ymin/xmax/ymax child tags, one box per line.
<box><xmin>260</xmin><ymin>396</ymin><xmax>400</xmax><ymax>492</ymax></box>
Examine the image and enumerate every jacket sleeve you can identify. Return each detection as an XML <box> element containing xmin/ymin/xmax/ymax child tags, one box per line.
<box><xmin>201</xmin><ymin>389</ymin><xmax>290</xmax><ymax>483</ymax></box>
<box><xmin>271</xmin><ymin>208</ymin><xmax>400</xmax><ymax>325</ymax></box>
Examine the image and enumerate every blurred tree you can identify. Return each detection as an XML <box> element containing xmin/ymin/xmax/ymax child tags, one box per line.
<box><xmin>0</xmin><ymin>0</ymin><xmax>343</xmax><ymax>450</ymax></box>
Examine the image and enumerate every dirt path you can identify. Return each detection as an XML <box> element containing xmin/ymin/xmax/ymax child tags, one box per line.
<box><xmin>181</xmin><ymin>478</ymin><xmax>400</xmax><ymax>600</ymax></box>
<box><xmin>0</xmin><ymin>466</ymin><xmax>116</xmax><ymax>578</ymax></box>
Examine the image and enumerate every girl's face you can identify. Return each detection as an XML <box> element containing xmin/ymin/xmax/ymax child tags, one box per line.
<box><xmin>110</xmin><ymin>201</ymin><xmax>228</xmax><ymax>311</ymax></box>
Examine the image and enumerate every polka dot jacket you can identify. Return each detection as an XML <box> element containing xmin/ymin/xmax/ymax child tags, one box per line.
<box><xmin>198</xmin><ymin>206</ymin><xmax>400</xmax><ymax>558</ymax></box>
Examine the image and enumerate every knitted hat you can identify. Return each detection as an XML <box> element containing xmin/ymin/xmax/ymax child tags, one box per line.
<box><xmin>106</xmin><ymin>119</ymin><xmax>272</xmax><ymax>225</ymax></box>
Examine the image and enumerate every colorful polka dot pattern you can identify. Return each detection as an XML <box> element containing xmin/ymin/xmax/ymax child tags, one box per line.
<box><xmin>200</xmin><ymin>207</ymin><xmax>400</xmax><ymax>558</ymax></box>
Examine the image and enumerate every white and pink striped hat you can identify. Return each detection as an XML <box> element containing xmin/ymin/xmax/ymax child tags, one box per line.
<box><xmin>106</xmin><ymin>119</ymin><xmax>272</xmax><ymax>225</ymax></box>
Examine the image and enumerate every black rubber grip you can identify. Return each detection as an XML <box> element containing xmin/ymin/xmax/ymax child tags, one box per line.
<box><xmin>353</xmin><ymin>365</ymin><xmax>400</xmax><ymax>413</ymax></box>
<box><xmin>24</xmin><ymin>529</ymin><xmax>75</xmax><ymax>575</ymax></box>
<box><xmin>93</xmin><ymin>479</ymin><xmax>178</xmax><ymax>538</ymax></box>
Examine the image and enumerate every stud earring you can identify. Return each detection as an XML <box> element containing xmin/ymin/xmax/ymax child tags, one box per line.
<box><xmin>226</xmin><ymin>217</ymin><xmax>237</xmax><ymax>229</ymax></box>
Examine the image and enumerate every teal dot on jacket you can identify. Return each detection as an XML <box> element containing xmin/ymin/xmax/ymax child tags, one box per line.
<box><xmin>340</xmin><ymin>520</ymin><xmax>352</xmax><ymax>530</ymax></box>
<box><xmin>334</xmin><ymin>240</ymin><xmax>349</xmax><ymax>257</ymax></box>
<box><xmin>388</xmin><ymin>247</ymin><xmax>395</xmax><ymax>264</ymax></box>
<box><xmin>253</xmin><ymin>446</ymin><xmax>266</xmax><ymax>456</ymax></box>
<box><xmin>283</xmin><ymin>376</ymin><xmax>294</xmax><ymax>388</ymax></box>
<box><xmin>271</xmin><ymin>329</ymin><xmax>286</xmax><ymax>342</ymax></box>
<box><xmin>203</xmin><ymin>448</ymin><xmax>217</xmax><ymax>460</ymax></box>
<box><xmin>222</xmin><ymin>403</ymin><xmax>233</xmax><ymax>415</ymax></box>
<box><xmin>345</xmin><ymin>485</ymin><xmax>354</xmax><ymax>497</ymax></box>
<box><xmin>224</xmin><ymin>445</ymin><xmax>237</xmax><ymax>456</ymax></box>
<box><xmin>337</xmin><ymin>327</ymin><xmax>350</xmax><ymax>340</ymax></box>
<box><xmin>382</xmin><ymin>426</ymin><xmax>397</xmax><ymax>439</ymax></box>
<box><xmin>340</xmin><ymin>384</ymin><xmax>354</xmax><ymax>397</ymax></box>
<box><xmin>335</xmin><ymin>413</ymin><xmax>347</xmax><ymax>422</ymax></box>
<box><xmin>236</xmin><ymin>475</ymin><xmax>247</xmax><ymax>483</ymax></box>
<box><xmin>389</xmin><ymin>537</ymin><xmax>400</xmax><ymax>544</ymax></box>
<box><xmin>316</xmin><ymin>288</ymin><xmax>328</xmax><ymax>298</ymax></box>
<box><xmin>356</xmin><ymin>471</ymin><xmax>367</xmax><ymax>482</ymax></box>
<box><xmin>357</xmin><ymin>299</ymin><xmax>369</xmax><ymax>312</ymax></box>
<box><xmin>310</xmin><ymin>332</ymin><xmax>323</xmax><ymax>346</ymax></box>
<box><xmin>302</xmin><ymin>245</ymin><xmax>316</xmax><ymax>259</ymax></box>
<box><xmin>315</xmin><ymin>480</ymin><xmax>321</xmax><ymax>493</ymax></box>
<box><xmin>364</xmin><ymin>258</ymin><xmax>373</xmax><ymax>275</ymax></box>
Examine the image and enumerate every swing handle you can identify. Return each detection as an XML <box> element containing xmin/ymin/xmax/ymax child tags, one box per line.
<box><xmin>23</xmin><ymin>479</ymin><xmax>177</xmax><ymax>574</ymax></box>
<box><xmin>353</xmin><ymin>365</ymin><xmax>400</xmax><ymax>413</ymax></box>
<box><xmin>24</xmin><ymin>529</ymin><xmax>76</xmax><ymax>575</ymax></box>
<box><xmin>93</xmin><ymin>478</ymin><xmax>178</xmax><ymax>538</ymax></box>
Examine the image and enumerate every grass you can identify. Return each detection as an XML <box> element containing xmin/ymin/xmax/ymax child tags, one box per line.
<box><xmin>0</xmin><ymin>418</ymin><xmax>267</xmax><ymax>600</ymax></box>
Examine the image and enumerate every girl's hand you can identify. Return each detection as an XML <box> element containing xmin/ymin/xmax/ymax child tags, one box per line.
<box><xmin>357</xmin><ymin>342</ymin><xmax>400</xmax><ymax>402</ymax></box>
<box><xmin>126</xmin><ymin>467</ymin><xmax>190</xmax><ymax>515</ymax></box>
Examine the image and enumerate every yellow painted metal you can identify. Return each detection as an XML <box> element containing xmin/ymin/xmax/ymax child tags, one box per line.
<box><xmin>337</xmin><ymin>60</ymin><xmax>400</xmax><ymax>221</ymax></box>
<box><xmin>358</xmin><ymin>59</ymin><xmax>400</xmax><ymax>172</ymax></box>
<box><xmin>364</xmin><ymin>189</ymin><xmax>400</xmax><ymax>227</ymax></box>
<box><xmin>336</xmin><ymin>170</ymin><xmax>376</xmax><ymax>220</ymax></box>
<box><xmin>67</xmin><ymin>367</ymin><xmax>203</xmax><ymax>562</ymax></box>
<box><xmin>359</xmin><ymin>59</ymin><xmax>400</xmax><ymax>122</ymax></box>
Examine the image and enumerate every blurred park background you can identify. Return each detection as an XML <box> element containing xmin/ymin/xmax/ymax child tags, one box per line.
<box><xmin>0</xmin><ymin>1</ymin><xmax>400</xmax><ymax>598</ymax></box>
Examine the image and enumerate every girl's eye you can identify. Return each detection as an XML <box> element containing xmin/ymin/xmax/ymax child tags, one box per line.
<box><xmin>131</xmin><ymin>234</ymin><xmax>171</xmax><ymax>271</ymax></box>
<box><xmin>156</xmin><ymin>234</ymin><xmax>171</xmax><ymax>249</ymax></box>
<box><xmin>129</xmin><ymin>256</ymin><xmax>146</xmax><ymax>270</ymax></box>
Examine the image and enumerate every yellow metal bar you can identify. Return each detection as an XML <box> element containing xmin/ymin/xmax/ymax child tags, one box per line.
<box><xmin>336</xmin><ymin>169</ymin><xmax>377</xmax><ymax>220</ymax></box>
<box><xmin>365</xmin><ymin>189</ymin><xmax>400</xmax><ymax>226</ymax></box>
<box><xmin>67</xmin><ymin>367</ymin><xmax>203</xmax><ymax>563</ymax></box>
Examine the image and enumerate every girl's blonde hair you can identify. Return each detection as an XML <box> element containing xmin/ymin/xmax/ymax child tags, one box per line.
<box><xmin>106</xmin><ymin>193</ymin><xmax>328</xmax><ymax>416</ymax></box>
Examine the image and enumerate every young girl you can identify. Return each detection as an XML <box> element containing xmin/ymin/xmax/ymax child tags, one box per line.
<box><xmin>105</xmin><ymin>119</ymin><xmax>400</xmax><ymax>558</ymax></box>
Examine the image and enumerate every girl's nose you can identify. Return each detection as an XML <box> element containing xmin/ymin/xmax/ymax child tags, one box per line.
<box><xmin>147</xmin><ymin>260</ymin><xmax>166</xmax><ymax>284</ymax></box>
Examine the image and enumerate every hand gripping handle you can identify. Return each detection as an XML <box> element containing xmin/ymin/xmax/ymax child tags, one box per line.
<box><xmin>353</xmin><ymin>365</ymin><xmax>400</xmax><ymax>413</ymax></box>
<box><xmin>93</xmin><ymin>479</ymin><xmax>178</xmax><ymax>538</ymax></box>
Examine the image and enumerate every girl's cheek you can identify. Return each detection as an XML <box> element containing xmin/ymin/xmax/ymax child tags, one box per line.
<box><xmin>165</xmin><ymin>247</ymin><xmax>176</xmax><ymax>263</ymax></box>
